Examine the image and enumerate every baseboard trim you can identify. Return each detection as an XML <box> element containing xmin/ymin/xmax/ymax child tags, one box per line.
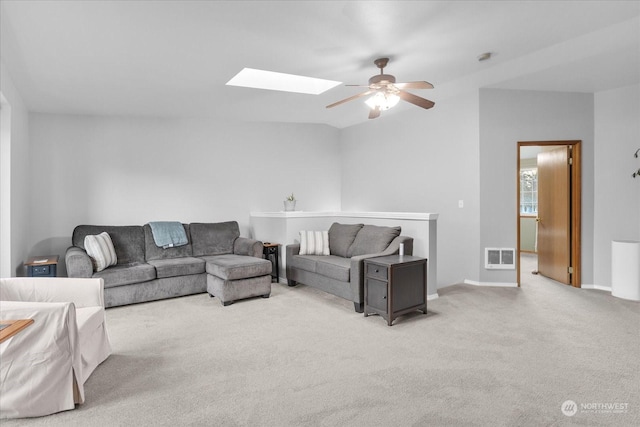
<box><xmin>581</xmin><ymin>284</ymin><xmax>612</xmax><ymax>292</ymax></box>
<box><xmin>464</xmin><ymin>280</ymin><xmax>518</xmax><ymax>288</ymax></box>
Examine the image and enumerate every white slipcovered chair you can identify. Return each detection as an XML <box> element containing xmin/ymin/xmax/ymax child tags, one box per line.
<box><xmin>0</xmin><ymin>277</ymin><xmax>112</xmax><ymax>419</ymax></box>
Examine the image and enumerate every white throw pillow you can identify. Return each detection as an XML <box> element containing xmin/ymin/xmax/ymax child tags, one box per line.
<box><xmin>84</xmin><ymin>232</ymin><xmax>117</xmax><ymax>272</ymax></box>
<box><xmin>299</xmin><ymin>230</ymin><xmax>330</xmax><ymax>256</ymax></box>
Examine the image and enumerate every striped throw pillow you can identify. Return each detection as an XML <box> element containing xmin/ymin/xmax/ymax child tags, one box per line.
<box><xmin>299</xmin><ymin>230</ymin><xmax>330</xmax><ymax>256</ymax></box>
<box><xmin>84</xmin><ymin>232</ymin><xmax>118</xmax><ymax>272</ymax></box>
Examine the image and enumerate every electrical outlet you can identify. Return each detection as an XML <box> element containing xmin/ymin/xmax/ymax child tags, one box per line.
<box><xmin>458</xmin><ymin>200</ymin><xmax>464</xmax><ymax>208</ymax></box>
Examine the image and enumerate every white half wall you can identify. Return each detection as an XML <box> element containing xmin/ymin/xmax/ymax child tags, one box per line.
<box><xmin>593</xmin><ymin>84</ymin><xmax>640</xmax><ymax>288</ymax></box>
<box><xmin>27</xmin><ymin>114</ymin><xmax>341</xmax><ymax>276</ymax></box>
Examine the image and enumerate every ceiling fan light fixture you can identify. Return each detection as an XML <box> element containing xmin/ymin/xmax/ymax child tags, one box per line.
<box><xmin>365</xmin><ymin>91</ymin><xmax>400</xmax><ymax>110</ymax></box>
<box><xmin>326</xmin><ymin>57</ymin><xmax>434</xmax><ymax>117</ymax></box>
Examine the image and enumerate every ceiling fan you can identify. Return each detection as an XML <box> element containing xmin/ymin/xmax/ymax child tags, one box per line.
<box><xmin>326</xmin><ymin>57</ymin><xmax>435</xmax><ymax>119</ymax></box>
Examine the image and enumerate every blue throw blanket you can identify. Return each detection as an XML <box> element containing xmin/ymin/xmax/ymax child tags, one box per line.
<box><xmin>149</xmin><ymin>221</ymin><xmax>188</xmax><ymax>249</ymax></box>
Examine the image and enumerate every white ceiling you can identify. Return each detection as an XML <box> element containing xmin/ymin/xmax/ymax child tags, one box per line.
<box><xmin>1</xmin><ymin>1</ymin><xmax>639</xmax><ymax>129</ymax></box>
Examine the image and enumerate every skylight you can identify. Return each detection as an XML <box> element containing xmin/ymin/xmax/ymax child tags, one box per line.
<box><xmin>226</xmin><ymin>68</ymin><xmax>341</xmax><ymax>95</ymax></box>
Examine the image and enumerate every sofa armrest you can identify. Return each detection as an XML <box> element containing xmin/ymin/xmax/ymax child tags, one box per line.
<box><xmin>233</xmin><ymin>237</ymin><xmax>263</xmax><ymax>258</ymax></box>
<box><xmin>348</xmin><ymin>236</ymin><xmax>415</xmax><ymax>302</ymax></box>
<box><xmin>0</xmin><ymin>277</ymin><xmax>105</xmax><ymax>308</ymax></box>
<box><xmin>349</xmin><ymin>255</ymin><xmax>377</xmax><ymax>303</ymax></box>
<box><xmin>285</xmin><ymin>244</ymin><xmax>300</xmax><ymax>278</ymax></box>
<box><xmin>286</xmin><ymin>243</ymin><xmax>300</xmax><ymax>260</ymax></box>
<box><xmin>384</xmin><ymin>236</ymin><xmax>414</xmax><ymax>256</ymax></box>
<box><xmin>0</xmin><ymin>300</ymin><xmax>85</xmax><ymax>410</ymax></box>
<box><xmin>65</xmin><ymin>246</ymin><xmax>94</xmax><ymax>278</ymax></box>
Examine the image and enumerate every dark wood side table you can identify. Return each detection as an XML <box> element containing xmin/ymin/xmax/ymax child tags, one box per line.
<box><xmin>25</xmin><ymin>255</ymin><xmax>59</xmax><ymax>277</ymax></box>
<box><xmin>364</xmin><ymin>255</ymin><xmax>427</xmax><ymax>326</ymax></box>
<box><xmin>262</xmin><ymin>243</ymin><xmax>280</xmax><ymax>283</ymax></box>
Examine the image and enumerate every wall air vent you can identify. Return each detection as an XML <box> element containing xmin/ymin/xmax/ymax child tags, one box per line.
<box><xmin>485</xmin><ymin>248</ymin><xmax>516</xmax><ymax>270</ymax></box>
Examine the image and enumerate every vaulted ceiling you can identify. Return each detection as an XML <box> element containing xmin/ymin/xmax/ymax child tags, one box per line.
<box><xmin>1</xmin><ymin>1</ymin><xmax>639</xmax><ymax>129</ymax></box>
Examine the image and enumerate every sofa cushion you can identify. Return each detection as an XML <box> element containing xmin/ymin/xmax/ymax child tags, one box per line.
<box><xmin>328</xmin><ymin>223</ymin><xmax>363</xmax><ymax>258</ymax></box>
<box><xmin>347</xmin><ymin>225</ymin><xmax>401</xmax><ymax>257</ymax></box>
<box><xmin>316</xmin><ymin>256</ymin><xmax>351</xmax><ymax>282</ymax></box>
<box><xmin>144</xmin><ymin>224</ymin><xmax>193</xmax><ymax>261</ymax></box>
<box><xmin>93</xmin><ymin>262</ymin><xmax>156</xmax><ymax>289</ymax></box>
<box><xmin>73</xmin><ymin>225</ymin><xmax>146</xmax><ymax>264</ymax></box>
<box><xmin>299</xmin><ymin>230</ymin><xmax>330</xmax><ymax>256</ymax></box>
<box><xmin>147</xmin><ymin>257</ymin><xmax>205</xmax><ymax>279</ymax></box>
<box><xmin>190</xmin><ymin>222</ymin><xmax>240</xmax><ymax>257</ymax></box>
<box><xmin>203</xmin><ymin>255</ymin><xmax>272</xmax><ymax>280</ymax></box>
<box><xmin>290</xmin><ymin>255</ymin><xmax>320</xmax><ymax>273</ymax></box>
<box><xmin>84</xmin><ymin>232</ymin><xmax>117</xmax><ymax>272</ymax></box>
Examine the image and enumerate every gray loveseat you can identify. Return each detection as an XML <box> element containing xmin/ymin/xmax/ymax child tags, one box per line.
<box><xmin>286</xmin><ymin>223</ymin><xmax>413</xmax><ymax>312</ymax></box>
<box><xmin>65</xmin><ymin>221</ymin><xmax>272</xmax><ymax>308</ymax></box>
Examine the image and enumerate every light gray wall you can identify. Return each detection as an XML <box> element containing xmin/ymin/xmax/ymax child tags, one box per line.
<box><xmin>339</xmin><ymin>92</ymin><xmax>481</xmax><ymax>288</ymax></box>
<box><xmin>520</xmin><ymin>217</ymin><xmax>536</xmax><ymax>252</ymax></box>
<box><xmin>479</xmin><ymin>89</ymin><xmax>595</xmax><ymax>284</ymax></box>
<box><xmin>0</xmin><ymin>61</ymin><xmax>30</xmax><ymax>277</ymax></box>
<box><xmin>593</xmin><ymin>84</ymin><xmax>640</xmax><ymax>287</ymax></box>
<box><xmin>12</xmin><ymin>86</ymin><xmax>638</xmax><ymax>290</ymax></box>
<box><xmin>27</xmin><ymin>114</ymin><xmax>341</xmax><ymax>275</ymax></box>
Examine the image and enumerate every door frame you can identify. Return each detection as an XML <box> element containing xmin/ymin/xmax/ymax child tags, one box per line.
<box><xmin>517</xmin><ymin>140</ymin><xmax>581</xmax><ymax>287</ymax></box>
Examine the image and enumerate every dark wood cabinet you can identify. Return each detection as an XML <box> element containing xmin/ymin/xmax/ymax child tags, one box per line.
<box><xmin>364</xmin><ymin>255</ymin><xmax>427</xmax><ymax>326</ymax></box>
<box><xmin>262</xmin><ymin>243</ymin><xmax>280</xmax><ymax>282</ymax></box>
<box><xmin>25</xmin><ymin>255</ymin><xmax>59</xmax><ymax>277</ymax></box>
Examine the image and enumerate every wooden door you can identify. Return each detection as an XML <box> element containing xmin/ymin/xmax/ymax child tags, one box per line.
<box><xmin>537</xmin><ymin>146</ymin><xmax>571</xmax><ymax>285</ymax></box>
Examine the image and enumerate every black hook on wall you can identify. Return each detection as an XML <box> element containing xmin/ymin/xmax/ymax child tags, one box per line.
<box><xmin>634</xmin><ymin>148</ymin><xmax>640</xmax><ymax>178</ymax></box>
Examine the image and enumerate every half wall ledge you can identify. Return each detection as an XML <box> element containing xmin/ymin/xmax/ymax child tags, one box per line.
<box><xmin>250</xmin><ymin>211</ymin><xmax>438</xmax><ymax>299</ymax></box>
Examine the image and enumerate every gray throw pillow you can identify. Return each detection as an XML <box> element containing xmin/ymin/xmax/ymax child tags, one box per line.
<box><xmin>328</xmin><ymin>223</ymin><xmax>364</xmax><ymax>257</ymax></box>
<box><xmin>347</xmin><ymin>225</ymin><xmax>401</xmax><ymax>257</ymax></box>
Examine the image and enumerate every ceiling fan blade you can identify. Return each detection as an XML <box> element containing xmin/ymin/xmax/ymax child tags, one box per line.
<box><xmin>398</xmin><ymin>90</ymin><xmax>435</xmax><ymax>109</ymax></box>
<box><xmin>326</xmin><ymin>90</ymin><xmax>374</xmax><ymax>109</ymax></box>
<box><xmin>394</xmin><ymin>81</ymin><xmax>434</xmax><ymax>90</ymax></box>
<box><xmin>368</xmin><ymin>106</ymin><xmax>381</xmax><ymax>119</ymax></box>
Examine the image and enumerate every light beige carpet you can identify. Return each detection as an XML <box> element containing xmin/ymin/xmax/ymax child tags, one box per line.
<box><xmin>4</xmin><ymin>255</ymin><xmax>639</xmax><ymax>426</ymax></box>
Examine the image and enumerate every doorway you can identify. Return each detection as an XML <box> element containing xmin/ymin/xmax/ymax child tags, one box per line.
<box><xmin>517</xmin><ymin>141</ymin><xmax>582</xmax><ymax>287</ymax></box>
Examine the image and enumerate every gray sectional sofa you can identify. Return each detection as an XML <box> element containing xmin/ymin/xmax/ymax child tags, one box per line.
<box><xmin>286</xmin><ymin>222</ymin><xmax>414</xmax><ymax>312</ymax></box>
<box><xmin>65</xmin><ymin>221</ymin><xmax>272</xmax><ymax>308</ymax></box>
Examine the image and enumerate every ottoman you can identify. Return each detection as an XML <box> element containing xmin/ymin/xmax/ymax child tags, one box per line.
<box><xmin>204</xmin><ymin>254</ymin><xmax>273</xmax><ymax>306</ymax></box>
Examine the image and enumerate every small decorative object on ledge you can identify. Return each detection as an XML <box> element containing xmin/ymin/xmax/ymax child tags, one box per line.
<box><xmin>284</xmin><ymin>193</ymin><xmax>296</xmax><ymax>211</ymax></box>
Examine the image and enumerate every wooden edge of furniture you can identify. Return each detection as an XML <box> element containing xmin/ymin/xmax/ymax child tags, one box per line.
<box><xmin>24</xmin><ymin>255</ymin><xmax>60</xmax><ymax>266</ymax></box>
<box><xmin>0</xmin><ymin>319</ymin><xmax>35</xmax><ymax>343</ymax></box>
